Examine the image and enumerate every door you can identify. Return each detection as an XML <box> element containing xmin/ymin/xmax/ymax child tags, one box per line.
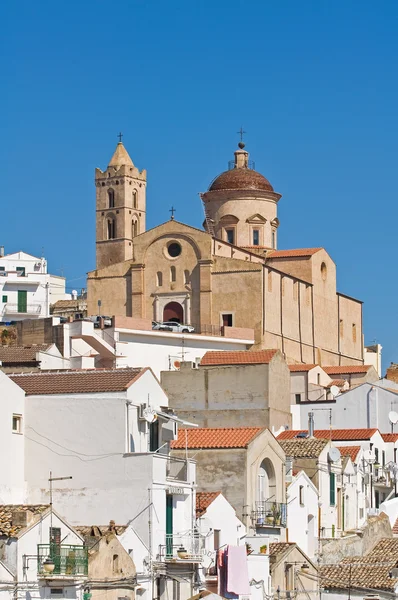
<box><xmin>17</xmin><ymin>290</ymin><xmax>27</xmax><ymax>313</ymax></box>
<box><xmin>166</xmin><ymin>495</ymin><xmax>173</xmax><ymax>558</ymax></box>
<box><xmin>163</xmin><ymin>302</ymin><xmax>183</xmax><ymax>323</ymax></box>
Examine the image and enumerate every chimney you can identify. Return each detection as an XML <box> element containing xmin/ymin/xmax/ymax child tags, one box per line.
<box><xmin>308</xmin><ymin>412</ymin><xmax>315</xmax><ymax>438</ymax></box>
<box><xmin>12</xmin><ymin>509</ymin><xmax>33</xmax><ymax>528</ymax></box>
<box><xmin>0</xmin><ymin>246</ymin><xmax>4</xmax><ymax>257</ymax></box>
<box><xmin>108</xmin><ymin>519</ymin><xmax>116</xmax><ymax>533</ymax></box>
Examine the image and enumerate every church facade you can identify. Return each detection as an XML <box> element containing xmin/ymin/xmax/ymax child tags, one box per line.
<box><xmin>87</xmin><ymin>140</ymin><xmax>363</xmax><ymax>366</ymax></box>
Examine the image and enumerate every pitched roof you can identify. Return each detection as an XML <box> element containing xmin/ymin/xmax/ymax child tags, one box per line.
<box><xmin>0</xmin><ymin>344</ymin><xmax>52</xmax><ymax>364</ymax></box>
<box><xmin>196</xmin><ymin>492</ymin><xmax>221</xmax><ymax>517</ymax></box>
<box><xmin>200</xmin><ymin>350</ymin><xmax>278</xmax><ymax>366</ymax></box>
<box><xmin>267</xmin><ymin>248</ymin><xmax>322</xmax><ymax>259</ymax></box>
<box><xmin>74</xmin><ymin>524</ymin><xmax>128</xmax><ymax>537</ymax></box>
<box><xmin>279</xmin><ymin>438</ymin><xmax>328</xmax><ymax>458</ymax></box>
<box><xmin>336</xmin><ymin>446</ymin><xmax>361</xmax><ymax>462</ymax></box>
<box><xmin>171</xmin><ymin>427</ymin><xmax>264</xmax><ymax>449</ymax></box>
<box><xmin>382</xmin><ymin>433</ymin><xmax>398</xmax><ymax>443</ymax></box>
<box><xmin>10</xmin><ymin>368</ymin><xmax>144</xmax><ymax>395</ymax></box>
<box><xmin>393</xmin><ymin>518</ymin><xmax>398</xmax><ymax>535</ymax></box>
<box><xmin>52</xmin><ymin>299</ymin><xmax>86</xmax><ymax>308</ymax></box>
<box><xmin>0</xmin><ymin>505</ymin><xmax>49</xmax><ymax>536</ymax></box>
<box><xmin>269</xmin><ymin>542</ymin><xmax>295</xmax><ymax>557</ymax></box>
<box><xmin>288</xmin><ymin>364</ymin><xmax>317</xmax><ymax>372</ymax></box>
<box><xmin>108</xmin><ymin>142</ymin><xmax>134</xmax><ymax>167</ymax></box>
<box><xmin>277</xmin><ymin>429</ymin><xmax>378</xmax><ymax>441</ymax></box>
<box><xmin>328</xmin><ymin>379</ymin><xmax>347</xmax><ymax>388</ymax></box>
<box><xmin>323</xmin><ymin>366</ymin><xmax>371</xmax><ymax>375</ymax></box>
<box><xmin>321</xmin><ymin>538</ymin><xmax>398</xmax><ymax>592</ymax></box>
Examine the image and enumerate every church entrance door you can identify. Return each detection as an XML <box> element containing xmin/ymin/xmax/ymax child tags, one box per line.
<box><xmin>163</xmin><ymin>302</ymin><xmax>184</xmax><ymax>323</ymax></box>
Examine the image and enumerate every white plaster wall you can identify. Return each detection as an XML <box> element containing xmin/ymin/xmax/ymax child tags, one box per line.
<box><xmin>0</xmin><ymin>371</ymin><xmax>25</xmax><ymax>503</ymax></box>
<box><xmin>287</xmin><ymin>472</ymin><xmax>319</xmax><ymax>557</ymax></box>
<box><xmin>198</xmin><ymin>493</ymin><xmax>246</xmax><ymax>561</ymax></box>
<box><xmin>247</xmin><ymin>554</ymin><xmax>271</xmax><ymax>599</ymax></box>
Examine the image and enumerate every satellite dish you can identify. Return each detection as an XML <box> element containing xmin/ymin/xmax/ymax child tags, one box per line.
<box><xmin>143</xmin><ymin>408</ymin><xmax>157</xmax><ymax>424</ymax></box>
<box><xmin>328</xmin><ymin>447</ymin><xmax>341</xmax><ymax>463</ymax></box>
<box><xmin>389</xmin><ymin>411</ymin><xmax>398</xmax><ymax>425</ymax></box>
<box><xmin>330</xmin><ymin>385</ymin><xmax>340</xmax><ymax>398</ymax></box>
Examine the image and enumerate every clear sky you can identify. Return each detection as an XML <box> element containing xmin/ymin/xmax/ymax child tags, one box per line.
<box><xmin>1</xmin><ymin>0</ymin><xmax>397</xmax><ymax>370</ymax></box>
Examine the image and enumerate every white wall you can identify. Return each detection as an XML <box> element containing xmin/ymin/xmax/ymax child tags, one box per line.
<box><xmin>198</xmin><ymin>493</ymin><xmax>246</xmax><ymax>551</ymax></box>
<box><xmin>0</xmin><ymin>371</ymin><xmax>25</xmax><ymax>503</ymax></box>
<box><xmin>287</xmin><ymin>472</ymin><xmax>319</xmax><ymax>557</ymax></box>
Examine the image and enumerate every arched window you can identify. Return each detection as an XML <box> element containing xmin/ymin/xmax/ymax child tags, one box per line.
<box><xmin>170</xmin><ymin>266</ymin><xmax>176</xmax><ymax>282</ymax></box>
<box><xmin>108</xmin><ymin>188</ymin><xmax>115</xmax><ymax>208</ymax></box>
<box><xmin>157</xmin><ymin>271</ymin><xmax>163</xmax><ymax>287</ymax></box>
<box><xmin>184</xmin><ymin>270</ymin><xmax>190</xmax><ymax>284</ymax></box>
<box><xmin>132</xmin><ymin>189</ymin><xmax>138</xmax><ymax>209</ymax></box>
<box><xmin>271</xmin><ymin>230</ymin><xmax>276</xmax><ymax>249</ymax></box>
<box><xmin>132</xmin><ymin>219</ymin><xmax>138</xmax><ymax>238</ymax></box>
<box><xmin>107</xmin><ymin>218</ymin><xmax>116</xmax><ymax>240</ymax></box>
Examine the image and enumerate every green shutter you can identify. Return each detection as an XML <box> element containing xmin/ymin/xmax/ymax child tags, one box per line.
<box><xmin>166</xmin><ymin>495</ymin><xmax>173</xmax><ymax>557</ymax></box>
<box><xmin>17</xmin><ymin>290</ymin><xmax>27</xmax><ymax>313</ymax></box>
<box><xmin>2</xmin><ymin>295</ymin><xmax>7</xmax><ymax>303</ymax></box>
<box><xmin>330</xmin><ymin>472</ymin><xmax>336</xmax><ymax>506</ymax></box>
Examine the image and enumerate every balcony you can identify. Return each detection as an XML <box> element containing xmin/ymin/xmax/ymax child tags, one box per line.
<box><xmin>159</xmin><ymin>531</ymin><xmax>205</xmax><ymax>562</ymax></box>
<box><xmin>251</xmin><ymin>501</ymin><xmax>287</xmax><ymax>528</ymax></box>
<box><xmin>3</xmin><ymin>303</ymin><xmax>42</xmax><ymax>315</ymax></box>
<box><xmin>166</xmin><ymin>457</ymin><xmax>188</xmax><ymax>482</ymax></box>
<box><xmin>37</xmin><ymin>545</ymin><xmax>88</xmax><ymax>578</ymax></box>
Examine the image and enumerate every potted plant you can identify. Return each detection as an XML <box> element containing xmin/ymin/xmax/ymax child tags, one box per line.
<box><xmin>246</xmin><ymin>543</ymin><xmax>253</xmax><ymax>555</ymax></box>
<box><xmin>177</xmin><ymin>546</ymin><xmax>188</xmax><ymax>559</ymax></box>
<box><xmin>260</xmin><ymin>545</ymin><xmax>267</xmax><ymax>554</ymax></box>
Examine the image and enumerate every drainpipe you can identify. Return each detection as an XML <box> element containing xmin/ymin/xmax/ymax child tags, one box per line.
<box><xmin>308</xmin><ymin>412</ymin><xmax>315</xmax><ymax>438</ymax></box>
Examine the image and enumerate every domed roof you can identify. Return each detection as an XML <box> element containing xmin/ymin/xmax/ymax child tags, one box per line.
<box><xmin>208</xmin><ymin>167</ymin><xmax>274</xmax><ymax>192</ymax></box>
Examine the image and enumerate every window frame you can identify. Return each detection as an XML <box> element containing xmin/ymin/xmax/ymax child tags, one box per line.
<box><xmin>299</xmin><ymin>485</ymin><xmax>304</xmax><ymax>506</ymax></box>
<box><xmin>221</xmin><ymin>313</ymin><xmax>233</xmax><ymax>327</ymax></box>
<box><xmin>252</xmin><ymin>228</ymin><xmax>260</xmax><ymax>246</ymax></box>
<box><xmin>225</xmin><ymin>228</ymin><xmax>235</xmax><ymax>245</ymax></box>
<box><xmin>329</xmin><ymin>472</ymin><xmax>336</xmax><ymax>506</ymax></box>
<box><xmin>12</xmin><ymin>414</ymin><xmax>22</xmax><ymax>434</ymax></box>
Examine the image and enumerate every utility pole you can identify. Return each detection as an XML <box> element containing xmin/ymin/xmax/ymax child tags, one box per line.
<box><xmin>49</xmin><ymin>472</ymin><xmax>72</xmax><ymax>540</ymax></box>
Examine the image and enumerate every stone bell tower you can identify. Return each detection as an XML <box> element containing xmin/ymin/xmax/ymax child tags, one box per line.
<box><xmin>95</xmin><ymin>138</ymin><xmax>147</xmax><ymax>270</ymax></box>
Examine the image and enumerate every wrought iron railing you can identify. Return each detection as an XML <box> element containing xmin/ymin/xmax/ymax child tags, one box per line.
<box><xmin>37</xmin><ymin>544</ymin><xmax>88</xmax><ymax>577</ymax></box>
<box><xmin>159</xmin><ymin>532</ymin><xmax>205</xmax><ymax>562</ymax></box>
<box><xmin>228</xmin><ymin>159</ymin><xmax>255</xmax><ymax>170</ymax></box>
<box><xmin>251</xmin><ymin>501</ymin><xmax>287</xmax><ymax>527</ymax></box>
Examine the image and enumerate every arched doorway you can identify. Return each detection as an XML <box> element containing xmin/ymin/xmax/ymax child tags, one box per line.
<box><xmin>256</xmin><ymin>458</ymin><xmax>277</xmax><ymax>526</ymax></box>
<box><xmin>163</xmin><ymin>302</ymin><xmax>183</xmax><ymax>323</ymax></box>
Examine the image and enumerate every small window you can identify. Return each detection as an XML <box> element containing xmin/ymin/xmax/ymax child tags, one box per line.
<box><xmin>132</xmin><ymin>219</ymin><xmax>138</xmax><ymax>237</ymax></box>
<box><xmin>107</xmin><ymin>218</ymin><xmax>116</xmax><ymax>240</ymax></box>
<box><xmin>272</xmin><ymin>230</ymin><xmax>276</xmax><ymax>249</ymax></box>
<box><xmin>339</xmin><ymin>319</ymin><xmax>344</xmax><ymax>337</ymax></box>
<box><xmin>167</xmin><ymin>242</ymin><xmax>182</xmax><ymax>258</ymax></box>
<box><xmin>226</xmin><ymin>228</ymin><xmax>235</xmax><ymax>245</ymax></box>
<box><xmin>352</xmin><ymin>323</ymin><xmax>357</xmax><ymax>343</ymax></box>
<box><xmin>2</xmin><ymin>295</ymin><xmax>7</xmax><ymax>303</ymax></box>
<box><xmin>112</xmin><ymin>554</ymin><xmax>119</xmax><ymax>574</ymax></box>
<box><xmin>214</xmin><ymin>529</ymin><xmax>221</xmax><ymax>550</ymax></box>
<box><xmin>317</xmin><ymin>373</ymin><xmax>321</xmax><ymax>386</ymax></box>
<box><xmin>12</xmin><ymin>414</ymin><xmax>22</xmax><ymax>433</ymax></box>
<box><xmin>157</xmin><ymin>272</ymin><xmax>163</xmax><ymax>287</ymax></box>
<box><xmin>268</xmin><ymin>271</ymin><xmax>272</xmax><ymax>292</ymax></box>
<box><xmin>170</xmin><ymin>266</ymin><xmax>176</xmax><ymax>282</ymax></box>
<box><xmin>50</xmin><ymin>590</ymin><xmax>63</xmax><ymax>597</ymax></box>
<box><xmin>252</xmin><ymin>229</ymin><xmax>260</xmax><ymax>246</ymax></box>
<box><xmin>299</xmin><ymin>485</ymin><xmax>304</xmax><ymax>506</ymax></box>
<box><xmin>16</xmin><ymin>267</ymin><xmax>25</xmax><ymax>277</ymax></box>
<box><xmin>184</xmin><ymin>270</ymin><xmax>190</xmax><ymax>285</ymax></box>
<box><xmin>222</xmin><ymin>313</ymin><xmax>233</xmax><ymax>327</ymax></box>
<box><xmin>132</xmin><ymin>189</ymin><xmax>138</xmax><ymax>209</ymax></box>
<box><xmin>295</xmin><ymin>393</ymin><xmax>301</xmax><ymax>404</ymax></box>
<box><xmin>321</xmin><ymin>262</ymin><xmax>327</xmax><ymax>281</ymax></box>
<box><xmin>329</xmin><ymin>472</ymin><xmax>336</xmax><ymax>506</ymax></box>
<box><xmin>108</xmin><ymin>188</ymin><xmax>115</xmax><ymax>208</ymax></box>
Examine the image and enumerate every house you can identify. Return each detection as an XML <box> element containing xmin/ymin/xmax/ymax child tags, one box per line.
<box><xmin>0</xmin><ymin>504</ymin><xmax>87</xmax><ymax>600</ymax></box>
<box><xmin>76</xmin><ymin>522</ymin><xmax>136</xmax><ymax>600</ymax></box>
<box><xmin>286</xmin><ymin>470</ymin><xmax>319</xmax><ymax>557</ymax></box>
<box><xmin>0</xmin><ymin>343</ymin><xmax>68</xmax><ymax>372</ymax></box>
<box><xmin>320</xmin><ymin>538</ymin><xmax>398</xmax><ymax>600</ymax></box>
<box><xmin>171</xmin><ymin>426</ymin><xmax>287</xmax><ymax>543</ymax></box>
<box><xmin>51</xmin><ymin>294</ymin><xmax>87</xmax><ymax>320</ymax></box>
<box><xmin>161</xmin><ymin>349</ymin><xmax>292</xmax><ymax>430</ymax></box>
<box><xmin>0</xmin><ymin>250</ymin><xmax>68</xmax><ymax>322</ymax></box>
<box><xmin>322</xmin><ymin>365</ymin><xmax>379</xmax><ymax>387</ymax></box>
<box><xmin>269</xmin><ymin>542</ymin><xmax>318</xmax><ymax>600</ymax></box>
<box><xmin>288</xmin><ymin>364</ymin><xmax>333</xmax><ymax>403</ymax></box>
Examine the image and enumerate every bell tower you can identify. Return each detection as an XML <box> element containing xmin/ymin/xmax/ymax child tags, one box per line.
<box><xmin>95</xmin><ymin>137</ymin><xmax>147</xmax><ymax>270</ymax></box>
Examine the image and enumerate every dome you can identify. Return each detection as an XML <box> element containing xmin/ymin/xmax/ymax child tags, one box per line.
<box><xmin>208</xmin><ymin>168</ymin><xmax>274</xmax><ymax>192</ymax></box>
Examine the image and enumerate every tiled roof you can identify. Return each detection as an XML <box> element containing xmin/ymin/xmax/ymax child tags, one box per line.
<box><xmin>393</xmin><ymin>518</ymin><xmax>398</xmax><ymax>535</ymax></box>
<box><xmin>288</xmin><ymin>364</ymin><xmax>317</xmax><ymax>372</ymax></box>
<box><xmin>10</xmin><ymin>368</ymin><xmax>144</xmax><ymax>395</ymax></box>
<box><xmin>323</xmin><ymin>366</ymin><xmax>371</xmax><ymax>375</ymax></box>
<box><xmin>0</xmin><ymin>505</ymin><xmax>49</xmax><ymax>536</ymax></box>
<box><xmin>381</xmin><ymin>434</ymin><xmax>398</xmax><ymax>443</ymax></box>
<box><xmin>52</xmin><ymin>299</ymin><xmax>86</xmax><ymax>308</ymax></box>
<box><xmin>0</xmin><ymin>344</ymin><xmax>52</xmax><ymax>364</ymax></box>
<box><xmin>336</xmin><ymin>446</ymin><xmax>361</xmax><ymax>462</ymax></box>
<box><xmin>328</xmin><ymin>379</ymin><xmax>346</xmax><ymax>387</ymax></box>
<box><xmin>200</xmin><ymin>350</ymin><xmax>278</xmax><ymax>366</ymax></box>
<box><xmin>196</xmin><ymin>492</ymin><xmax>221</xmax><ymax>517</ymax></box>
<box><xmin>267</xmin><ymin>248</ymin><xmax>322</xmax><ymax>259</ymax></box>
<box><xmin>75</xmin><ymin>525</ymin><xmax>128</xmax><ymax>537</ymax></box>
<box><xmin>208</xmin><ymin>168</ymin><xmax>274</xmax><ymax>193</ymax></box>
<box><xmin>321</xmin><ymin>538</ymin><xmax>398</xmax><ymax>592</ymax></box>
<box><xmin>269</xmin><ymin>542</ymin><xmax>295</xmax><ymax>557</ymax></box>
<box><xmin>277</xmin><ymin>429</ymin><xmax>378</xmax><ymax>441</ymax></box>
<box><xmin>279</xmin><ymin>438</ymin><xmax>328</xmax><ymax>458</ymax></box>
<box><xmin>171</xmin><ymin>427</ymin><xmax>264</xmax><ymax>449</ymax></box>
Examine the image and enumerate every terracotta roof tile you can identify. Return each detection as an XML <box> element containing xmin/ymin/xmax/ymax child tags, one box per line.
<box><xmin>0</xmin><ymin>344</ymin><xmax>52</xmax><ymax>364</ymax></box>
<box><xmin>267</xmin><ymin>248</ymin><xmax>322</xmax><ymax>259</ymax></box>
<box><xmin>279</xmin><ymin>438</ymin><xmax>328</xmax><ymax>458</ymax></box>
<box><xmin>288</xmin><ymin>364</ymin><xmax>317</xmax><ymax>372</ymax></box>
<box><xmin>269</xmin><ymin>542</ymin><xmax>295</xmax><ymax>557</ymax></box>
<box><xmin>208</xmin><ymin>169</ymin><xmax>274</xmax><ymax>192</ymax></box>
<box><xmin>0</xmin><ymin>504</ymin><xmax>49</xmax><ymax>537</ymax></box>
<box><xmin>277</xmin><ymin>429</ymin><xmax>378</xmax><ymax>441</ymax></box>
<box><xmin>328</xmin><ymin>379</ymin><xmax>346</xmax><ymax>387</ymax></box>
<box><xmin>10</xmin><ymin>368</ymin><xmax>144</xmax><ymax>395</ymax></box>
<box><xmin>393</xmin><ymin>518</ymin><xmax>398</xmax><ymax>534</ymax></box>
<box><xmin>196</xmin><ymin>492</ymin><xmax>221</xmax><ymax>517</ymax></box>
<box><xmin>171</xmin><ymin>427</ymin><xmax>264</xmax><ymax>449</ymax></box>
<box><xmin>323</xmin><ymin>366</ymin><xmax>371</xmax><ymax>375</ymax></box>
<box><xmin>200</xmin><ymin>350</ymin><xmax>278</xmax><ymax>366</ymax></box>
<box><xmin>336</xmin><ymin>446</ymin><xmax>361</xmax><ymax>462</ymax></box>
<box><xmin>381</xmin><ymin>434</ymin><xmax>398</xmax><ymax>443</ymax></box>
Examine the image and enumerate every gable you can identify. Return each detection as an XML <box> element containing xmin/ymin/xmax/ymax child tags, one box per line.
<box><xmin>246</xmin><ymin>214</ymin><xmax>267</xmax><ymax>224</ymax></box>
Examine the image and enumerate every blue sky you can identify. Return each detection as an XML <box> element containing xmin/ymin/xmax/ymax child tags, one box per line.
<box><xmin>1</xmin><ymin>0</ymin><xmax>397</xmax><ymax>369</ymax></box>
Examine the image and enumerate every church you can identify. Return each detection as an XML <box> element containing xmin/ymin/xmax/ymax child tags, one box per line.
<box><xmin>87</xmin><ymin>139</ymin><xmax>364</xmax><ymax>366</ymax></box>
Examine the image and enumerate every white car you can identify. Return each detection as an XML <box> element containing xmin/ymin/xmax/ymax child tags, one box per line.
<box><xmin>153</xmin><ymin>321</ymin><xmax>195</xmax><ymax>333</ymax></box>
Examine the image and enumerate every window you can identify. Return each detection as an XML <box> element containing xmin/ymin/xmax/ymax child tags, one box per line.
<box><xmin>317</xmin><ymin>373</ymin><xmax>321</xmax><ymax>386</ymax></box>
<box><xmin>50</xmin><ymin>590</ymin><xmax>63</xmax><ymax>597</ymax></box>
<box><xmin>252</xmin><ymin>229</ymin><xmax>260</xmax><ymax>246</ymax></box>
<box><xmin>295</xmin><ymin>393</ymin><xmax>301</xmax><ymax>404</ymax></box>
<box><xmin>107</xmin><ymin>218</ymin><xmax>116</xmax><ymax>240</ymax></box>
<box><xmin>299</xmin><ymin>485</ymin><xmax>304</xmax><ymax>506</ymax></box>
<box><xmin>157</xmin><ymin>271</ymin><xmax>163</xmax><ymax>287</ymax></box>
<box><xmin>226</xmin><ymin>228</ymin><xmax>235</xmax><ymax>245</ymax></box>
<box><xmin>50</xmin><ymin>527</ymin><xmax>61</xmax><ymax>545</ymax></box>
<box><xmin>0</xmin><ymin>267</ymin><xmax>5</xmax><ymax>276</ymax></box>
<box><xmin>2</xmin><ymin>295</ymin><xmax>7</xmax><ymax>303</ymax></box>
<box><xmin>132</xmin><ymin>189</ymin><xmax>138</xmax><ymax>208</ymax></box>
<box><xmin>352</xmin><ymin>323</ymin><xmax>357</xmax><ymax>343</ymax></box>
<box><xmin>221</xmin><ymin>313</ymin><xmax>233</xmax><ymax>327</ymax></box>
<box><xmin>132</xmin><ymin>219</ymin><xmax>138</xmax><ymax>237</ymax></box>
<box><xmin>12</xmin><ymin>414</ymin><xmax>22</xmax><ymax>433</ymax></box>
<box><xmin>184</xmin><ymin>270</ymin><xmax>190</xmax><ymax>285</ymax></box>
<box><xmin>16</xmin><ymin>267</ymin><xmax>25</xmax><ymax>277</ymax></box>
<box><xmin>170</xmin><ymin>266</ymin><xmax>176</xmax><ymax>282</ymax></box>
<box><xmin>382</xmin><ymin>450</ymin><xmax>386</xmax><ymax>467</ymax></box>
<box><xmin>108</xmin><ymin>188</ymin><xmax>115</xmax><ymax>208</ymax></box>
<box><xmin>339</xmin><ymin>319</ymin><xmax>344</xmax><ymax>337</ymax></box>
<box><xmin>214</xmin><ymin>529</ymin><xmax>220</xmax><ymax>550</ymax></box>
<box><xmin>272</xmin><ymin>230</ymin><xmax>276</xmax><ymax>249</ymax></box>
<box><xmin>112</xmin><ymin>554</ymin><xmax>119</xmax><ymax>574</ymax></box>
<box><xmin>149</xmin><ymin>420</ymin><xmax>159</xmax><ymax>452</ymax></box>
<box><xmin>321</xmin><ymin>262</ymin><xmax>327</xmax><ymax>281</ymax></box>
<box><xmin>329</xmin><ymin>472</ymin><xmax>336</xmax><ymax>506</ymax></box>
<box><xmin>268</xmin><ymin>271</ymin><xmax>272</xmax><ymax>292</ymax></box>
<box><xmin>167</xmin><ymin>242</ymin><xmax>182</xmax><ymax>258</ymax></box>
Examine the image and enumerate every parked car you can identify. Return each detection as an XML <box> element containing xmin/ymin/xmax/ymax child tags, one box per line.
<box><xmin>152</xmin><ymin>321</ymin><xmax>195</xmax><ymax>333</ymax></box>
<box><xmin>86</xmin><ymin>315</ymin><xmax>112</xmax><ymax>328</ymax></box>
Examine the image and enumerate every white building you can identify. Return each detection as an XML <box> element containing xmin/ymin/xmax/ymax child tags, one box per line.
<box><xmin>286</xmin><ymin>470</ymin><xmax>319</xmax><ymax>557</ymax></box>
<box><xmin>0</xmin><ymin>250</ymin><xmax>68</xmax><ymax>322</ymax></box>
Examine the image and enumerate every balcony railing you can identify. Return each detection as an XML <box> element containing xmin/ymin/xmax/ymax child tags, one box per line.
<box><xmin>251</xmin><ymin>501</ymin><xmax>287</xmax><ymax>528</ymax></box>
<box><xmin>166</xmin><ymin>457</ymin><xmax>188</xmax><ymax>482</ymax></box>
<box><xmin>3</xmin><ymin>303</ymin><xmax>42</xmax><ymax>315</ymax></box>
<box><xmin>37</xmin><ymin>544</ymin><xmax>88</xmax><ymax>578</ymax></box>
<box><xmin>159</xmin><ymin>532</ymin><xmax>205</xmax><ymax>562</ymax></box>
